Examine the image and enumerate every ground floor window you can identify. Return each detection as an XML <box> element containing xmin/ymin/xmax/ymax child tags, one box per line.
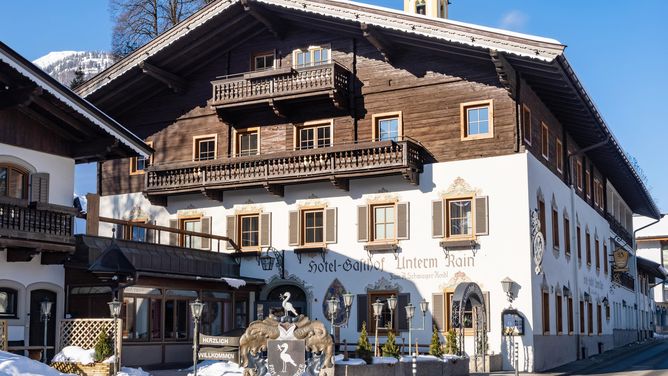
<box><xmin>567</xmin><ymin>296</ymin><xmax>574</xmax><ymax>334</ymax></box>
<box><xmin>542</xmin><ymin>292</ymin><xmax>550</xmax><ymax>335</ymax></box>
<box><xmin>0</xmin><ymin>288</ymin><xmax>18</xmax><ymax>318</ymax></box>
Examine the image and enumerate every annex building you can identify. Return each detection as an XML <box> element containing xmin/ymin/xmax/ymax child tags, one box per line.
<box><xmin>70</xmin><ymin>0</ymin><xmax>660</xmax><ymax>371</ymax></box>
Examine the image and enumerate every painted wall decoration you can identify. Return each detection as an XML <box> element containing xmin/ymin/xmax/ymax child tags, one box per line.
<box><xmin>322</xmin><ymin>279</ymin><xmax>348</xmax><ymax>324</ymax></box>
<box><xmin>531</xmin><ymin>209</ymin><xmax>545</xmax><ymax>275</ymax></box>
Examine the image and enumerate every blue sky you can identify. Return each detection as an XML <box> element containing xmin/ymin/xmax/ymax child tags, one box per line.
<box><xmin>1</xmin><ymin>0</ymin><xmax>667</xmax><ymax>213</ymax></box>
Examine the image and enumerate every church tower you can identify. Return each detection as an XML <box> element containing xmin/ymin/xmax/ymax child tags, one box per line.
<box><xmin>404</xmin><ymin>0</ymin><xmax>449</xmax><ymax>18</ymax></box>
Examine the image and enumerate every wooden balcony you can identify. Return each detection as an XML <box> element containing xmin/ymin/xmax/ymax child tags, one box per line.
<box><xmin>211</xmin><ymin>62</ymin><xmax>350</xmax><ymax>117</ymax></box>
<box><xmin>145</xmin><ymin>139</ymin><xmax>426</xmax><ymax>205</ymax></box>
<box><xmin>0</xmin><ymin>196</ymin><xmax>77</xmax><ymax>261</ymax></box>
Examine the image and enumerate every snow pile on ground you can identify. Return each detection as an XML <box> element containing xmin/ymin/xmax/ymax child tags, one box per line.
<box><xmin>51</xmin><ymin>346</ymin><xmax>95</xmax><ymax>365</ymax></box>
<box><xmin>184</xmin><ymin>360</ymin><xmax>243</xmax><ymax>376</ymax></box>
<box><xmin>334</xmin><ymin>355</ymin><xmax>366</xmax><ymax>365</ymax></box>
<box><xmin>0</xmin><ymin>350</ymin><xmax>76</xmax><ymax>376</ymax></box>
<box><xmin>371</xmin><ymin>356</ymin><xmax>398</xmax><ymax>364</ymax></box>
<box><xmin>117</xmin><ymin>366</ymin><xmax>151</xmax><ymax>376</ymax></box>
<box><xmin>654</xmin><ymin>332</ymin><xmax>668</xmax><ymax>339</ymax></box>
<box><xmin>398</xmin><ymin>354</ymin><xmax>463</xmax><ymax>363</ymax></box>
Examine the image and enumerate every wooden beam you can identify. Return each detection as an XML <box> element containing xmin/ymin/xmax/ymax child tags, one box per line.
<box><xmin>0</xmin><ymin>85</ymin><xmax>42</xmax><ymax>109</ymax></box>
<box><xmin>361</xmin><ymin>23</ymin><xmax>396</xmax><ymax>63</ymax></box>
<box><xmin>72</xmin><ymin>137</ymin><xmax>120</xmax><ymax>161</ymax></box>
<box><xmin>17</xmin><ymin>105</ymin><xmax>85</xmax><ymax>141</ymax></box>
<box><xmin>138</xmin><ymin>61</ymin><xmax>187</xmax><ymax>93</ymax></box>
<box><xmin>489</xmin><ymin>50</ymin><xmax>517</xmax><ymax>99</ymax></box>
<box><xmin>240</xmin><ymin>0</ymin><xmax>285</xmax><ymax>39</ymax></box>
<box><xmin>31</xmin><ymin>95</ymin><xmax>95</xmax><ymax>137</ymax></box>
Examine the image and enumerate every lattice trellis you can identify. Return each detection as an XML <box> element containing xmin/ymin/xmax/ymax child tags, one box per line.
<box><xmin>58</xmin><ymin>319</ymin><xmax>121</xmax><ymax>363</ymax></box>
<box><xmin>0</xmin><ymin>320</ymin><xmax>7</xmax><ymax>351</ymax></box>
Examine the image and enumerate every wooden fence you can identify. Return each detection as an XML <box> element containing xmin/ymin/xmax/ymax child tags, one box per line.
<box><xmin>0</xmin><ymin>320</ymin><xmax>7</xmax><ymax>351</ymax></box>
<box><xmin>58</xmin><ymin>319</ymin><xmax>122</xmax><ymax>364</ymax></box>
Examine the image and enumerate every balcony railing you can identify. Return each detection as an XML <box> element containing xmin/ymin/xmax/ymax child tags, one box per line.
<box><xmin>0</xmin><ymin>197</ymin><xmax>76</xmax><ymax>245</ymax></box>
<box><xmin>211</xmin><ymin>62</ymin><xmax>349</xmax><ymax>107</ymax></box>
<box><xmin>145</xmin><ymin>139</ymin><xmax>425</xmax><ymax>199</ymax></box>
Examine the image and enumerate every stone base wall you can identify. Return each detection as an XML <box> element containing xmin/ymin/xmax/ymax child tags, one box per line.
<box><xmin>334</xmin><ymin>359</ymin><xmax>468</xmax><ymax>376</ymax></box>
<box><xmin>51</xmin><ymin>362</ymin><xmax>113</xmax><ymax>376</ymax></box>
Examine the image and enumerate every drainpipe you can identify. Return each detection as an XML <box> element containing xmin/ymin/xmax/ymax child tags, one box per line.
<box><xmin>567</xmin><ymin>135</ymin><xmax>610</xmax><ymax>359</ymax></box>
<box><xmin>633</xmin><ymin>214</ymin><xmax>664</xmax><ymax>340</ymax></box>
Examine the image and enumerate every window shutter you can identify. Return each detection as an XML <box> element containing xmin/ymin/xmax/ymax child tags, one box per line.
<box><xmin>146</xmin><ymin>220</ymin><xmax>155</xmax><ymax>244</ymax></box>
<box><xmin>288</xmin><ymin>211</ymin><xmax>300</xmax><ymax>246</ymax></box>
<box><xmin>484</xmin><ymin>292</ymin><xmax>490</xmax><ymax>332</ymax></box>
<box><xmin>396</xmin><ymin>202</ymin><xmax>409</xmax><ymax>240</ymax></box>
<box><xmin>475</xmin><ymin>196</ymin><xmax>489</xmax><ymax>236</ymax></box>
<box><xmin>398</xmin><ymin>293</ymin><xmax>410</xmax><ymax>331</ymax></box>
<box><xmin>260</xmin><ymin>213</ymin><xmax>272</xmax><ymax>247</ymax></box>
<box><xmin>201</xmin><ymin>217</ymin><xmax>212</xmax><ymax>250</ymax></box>
<box><xmin>226</xmin><ymin>215</ymin><xmax>237</xmax><ymax>250</ymax></box>
<box><xmin>432</xmin><ymin>293</ymin><xmax>445</xmax><ymax>332</ymax></box>
<box><xmin>30</xmin><ymin>173</ymin><xmax>49</xmax><ymax>203</ymax></box>
<box><xmin>432</xmin><ymin>200</ymin><xmax>444</xmax><ymax>238</ymax></box>
<box><xmin>169</xmin><ymin>219</ymin><xmax>178</xmax><ymax>246</ymax></box>
<box><xmin>357</xmin><ymin>205</ymin><xmax>368</xmax><ymax>242</ymax></box>
<box><xmin>357</xmin><ymin>294</ymin><xmax>368</xmax><ymax>332</ymax></box>
<box><xmin>325</xmin><ymin>207</ymin><xmax>337</xmax><ymax>244</ymax></box>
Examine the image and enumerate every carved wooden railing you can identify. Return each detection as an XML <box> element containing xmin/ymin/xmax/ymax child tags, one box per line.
<box><xmin>145</xmin><ymin>140</ymin><xmax>424</xmax><ymax>194</ymax></box>
<box><xmin>0</xmin><ymin>196</ymin><xmax>76</xmax><ymax>244</ymax></box>
<box><xmin>211</xmin><ymin>62</ymin><xmax>349</xmax><ymax>105</ymax></box>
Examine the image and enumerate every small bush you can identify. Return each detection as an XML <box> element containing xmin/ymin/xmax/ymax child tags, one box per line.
<box><xmin>429</xmin><ymin>325</ymin><xmax>443</xmax><ymax>357</ymax></box>
<box><xmin>94</xmin><ymin>331</ymin><xmax>113</xmax><ymax>362</ymax></box>
<box><xmin>356</xmin><ymin>322</ymin><xmax>373</xmax><ymax>364</ymax></box>
<box><xmin>445</xmin><ymin>329</ymin><xmax>459</xmax><ymax>355</ymax></box>
<box><xmin>381</xmin><ymin>329</ymin><xmax>400</xmax><ymax>359</ymax></box>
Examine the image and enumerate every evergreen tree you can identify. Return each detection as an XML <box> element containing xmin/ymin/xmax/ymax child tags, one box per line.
<box><xmin>445</xmin><ymin>329</ymin><xmax>459</xmax><ymax>355</ymax></box>
<box><xmin>93</xmin><ymin>330</ymin><xmax>113</xmax><ymax>362</ymax></box>
<box><xmin>381</xmin><ymin>329</ymin><xmax>400</xmax><ymax>359</ymax></box>
<box><xmin>429</xmin><ymin>325</ymin><xmax>444</xmax><ymax>357</ymax></box>
<box><xmin>356</xmin><ymin>322</ymin><xmax>373</xmax><ymax>364</ymax></box>
<box><xmin>69</xmin><ymin>68</ymin><xmax>85</xmax><ymax>89</ymax></box>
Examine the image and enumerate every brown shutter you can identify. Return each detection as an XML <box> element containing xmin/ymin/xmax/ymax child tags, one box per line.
<box><xmin>30</xmin><ymin>173</ymin><xmax>49</xmax><ymax>203</ymax></box>
<box><xmin>201</xmin><ymin>217</ymin><xmax>212</xmax><ymax>250</ymax></box>
<box><xmin>475</xmin><ymin>196</ymin><xmax>489</xmax><ymax>236</ymax></box>
<box><xmin>226</xmin><ymin>215</ymin><xmax>237</xmax><ymax>250</ymax></box>
<box><xmin>484</xmin><ymin>292</ymin><xmax>490</xmax><ymax>332</ymax></box>
<box><xmin>357</xmin><ymin>294</ymin><xmax>368</xmax><ymax>332</ymax></box>
<box><xmin>288</xmin><ymin>210</ymin><xmax>300</xmax><ymax>246</ymax></box>
<box><xmin>259</xmin><ymin>212</ymin><xmax>271</xmax><ymax>247</ymax></box>
<box><xmin>432</xmin><ymin>200</ymin><xmax>444</xmax><ymax>238</ymax></box>
<box><xmin>432</xmin><ymin>293</ymin><xmax>445</xmax><ymax>332</ymax></box>
<box><xmin>396</xmin><ymin>202</ymin><xmax>409</xmax><ymax>240</ymax></box>
<box><xmin>169</xmin><ymin>219</ymin><xmax>178</xmax><ymax>246</ymax></box>
<box><xmin>397</xmin><ymin>293</ymin><xmax>410</xmax><ymax>331</ymax></box>
<box><xmin>325</xmin><ymin>207</ymin><xmax>337</xmax><ymax>244</ymax></box>
<box><xmin>357</xmin><ymin>205</ymin><xmax>368</xmax><ymax>242</ymax></box>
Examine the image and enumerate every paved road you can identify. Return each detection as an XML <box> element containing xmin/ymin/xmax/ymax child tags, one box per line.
<box><xmin>563</xmin><ymin>339</ymin><xmax>668</xmax><ymax>375</ymax></box>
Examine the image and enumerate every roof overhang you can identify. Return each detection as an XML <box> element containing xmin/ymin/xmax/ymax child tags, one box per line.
<box><xmin>637</xmin><ymin>256</ymin><xmax>667</xmax><ymax>281</ymax></box>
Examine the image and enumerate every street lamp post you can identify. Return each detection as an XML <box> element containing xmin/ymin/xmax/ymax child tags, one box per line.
<box><xmin>372</xmin><ymin>299</ymin><xmax>384</xmax><ymax>357</ymax></box>
<box><xmin>387</xmin><ymin>295</ymin><xmax>398</xmax><ymax>328</ymax></box>
<box><xmin>190</xmin><ymin>299</ymin><xmax>205</xmax><ymax>376</ymax></box>
<box><xmin>405</xmin><ymin>299</ymin><xmax>429</xmax><ymax>356</ymax></box>
<box><xmin>40</xmin><ymin>299</ymin><xmax>53</xmax><ymax>363</ymax></box>
<box><xmin>326</xmin><ymin>292</ymin><xmax>354</xmax><ymax>339</ymax></box>
<box><xmin>107</xmin><ymin>298</ymin><xmax>122</xmax><ymax>375</ymax></box>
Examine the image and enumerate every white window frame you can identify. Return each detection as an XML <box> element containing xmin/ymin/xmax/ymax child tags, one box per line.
<box><xmin>193</xmin><ymin>134</ymin><xmax>217</xmax><ymax>161</ymax></box>
<box><xmin>294</xmin><ymin>120</ymin><xmax>333</xmax><ymax>150</ymax></box>
<box><xmin>461</xmin><ymin>100</ymin><xmax>494</xmax><ymax>140</ymax></box>
<box><xmin>292</xmin><ymin>45</ymin><xmax>331</xmax><ymax>68</ymax></box>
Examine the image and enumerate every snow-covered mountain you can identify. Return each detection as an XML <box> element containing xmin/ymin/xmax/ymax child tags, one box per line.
<box><xmin>33</xmin><ymin>51</ymin><xmax>115</xmax><ymax>86</ymax></box>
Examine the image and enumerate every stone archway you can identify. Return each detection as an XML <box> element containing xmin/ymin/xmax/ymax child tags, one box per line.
<box><xmin>451</xmin><ymin>282</ymin><xmax>487</xmax><ymax>371</ymax></box>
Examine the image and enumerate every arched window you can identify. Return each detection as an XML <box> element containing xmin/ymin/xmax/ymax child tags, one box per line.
<box><xmin>0</xmin><ymin>287</ymin><xmax>18</xmax><ymax>318</ymax></box>
<box><xmin>415</xmin><ymin>0</ymin><xmax>426</xmax><ymax>14</ymax></box>
<box><xmin>0</xmin><ymin>164</ymin><xmax>28</xmax><ymax>199</ymax></box>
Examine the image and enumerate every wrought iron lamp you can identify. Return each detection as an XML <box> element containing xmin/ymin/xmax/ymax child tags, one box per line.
<box><xmin>190</xmin><ymin>299</ymin><xmax>205</xmax><ymax>376</ymax></box>
<box><xmin>501</xmin><ymin>277</ymin><xmax>516</xmax><ymax>305</ymax></box>
<box><xmin>387</xmin><ymin>295</ymin><xmax>398</xmax><ymax>327</ymax></box>
<box><xmin>40</xmin><ymin>299</ymin><xmax>53</xmax><ymax>363</ymax></box>
<box><xmin>107</xmin><ymin>298</ymin><xmax>122</xmax><ymax>375</ymax></box>
<box><xmin>258</xmin><ymin>247</ymin><xmax>285</xmax><ymax>279</ymax></box>
<box><xmin>326</xmin><ymin>292</ymin><xmax>354</xmax><ymax>338</ymax></box>
<box><xmin>405</xmin><ymin>299</ymin><xmax>429</xmax><ymax>356</ymax></box>
<box><xmin>372</xmin><ymin>298</ymin><xmax>384</xmax><ymax>357</ymax></box>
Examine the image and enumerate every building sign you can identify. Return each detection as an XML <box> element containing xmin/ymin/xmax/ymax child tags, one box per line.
<box><xmin>198</xmin><ymin>335</ymin><xmax>240</xmax><ymax>362</ymax></box>
<box><xmin>613</xmin><ymin>248</ymin><xmax>629</xmax><ymax>272</ymax></box>
<box><xmin>306</xmin><ymin>254</ymin><xmax>474</xmax><ymax>275</ymax></box>
<box><xmin>267</xmin><ymin>339</ymin><xmax>306</xmax><ymax>376</ymax></box>
<box><xmin>502</xmin><ymin>309</ymin><xmax>524</xmax><ymax>336</ymax></box>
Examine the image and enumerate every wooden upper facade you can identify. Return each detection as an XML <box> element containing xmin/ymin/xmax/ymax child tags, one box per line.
<box><xmin>80</xmin><ymin>0</ymin><xmax>658</xmax><ymax>225</ymax></box>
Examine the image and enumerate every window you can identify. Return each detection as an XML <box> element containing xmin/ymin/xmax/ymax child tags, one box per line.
<box><xmin>303</xmin><ymin>210</ymin><xmax>324</xmax><ymax>244</ymax></box>
<box><xmin>415</xmin><ymin>0</ymin><xmax>426</xmax><ymax>14</ymax></box>
<box><xmin>603</xmin><ymin>242</ymin><xmax>608</xmax><ymax>274</ymax></box>
<box><xmin>595</xmin><ymin>237</ymin><xmax>600</xmax><ymax>271</ymax></box>
<box><xmin>235</xmin><ymin>129</ymin><xmax>259</xmax><ymax>156</ymax></box>
<box><xmin>541</xmin><ymin>122</ymin><xmax>549</xmax><ymax>160</ymax></box>
<box><xmin>432</xmin><ymin>195</ymin><xmax>488</xmax><ymax>240</ymax></box>
<box><xmin>522</xmin><ymin>105</ymin><xmax>531</xmax><ymax>145</ymax></box>
<box><xmin>448</xmin><ymin>198</ymin><xmax>472</xmax><ymax>238</ymax></box>
<box><xmin>585</xmin><ymin>169</ymin><xmax>591</xmax><ymax>199</ymax></box>
<box><xmin>367</xmin><ymin>291</ymin><xmax>399</xmax><ymax>333</ymax></box>
<box><xmin>358</xmin><ymin>202</ymin><xmax>409</xmax><ymax>243</ymax></box>
<box><xmin>594</xmin><ymin>180</ymin><xmax>604</xmax><ymax>209</ymax></box>
<box><xmin>567</xmin><ymin>296</ymin><xmax>574</xmax><ymax>334</ymax></box>
<box><xmin>576</xmin><ymin>160</ymin><xmax>583</xmax><ymax>190</ymax></box>
<box><xmin>432</xmin><ymin>290</ymin><xmax>489</xmax><ymax>334</ymax></box>
<box><xmin>556</xmin><ymin>294</ymin><xmax>563</xmax><ymax>334</ymax></box>
<box><xmin>239</xmin><ymin>214</ymin><xmax>259</xmax><ymax>249</ymax></box>
<box><xmin>597</xmin><ymin>304</ymin><xmax>602</xmax><ymax>334</ymax></box>
<box><xmin>252</xmin><ymin>51</ymin><xmax>274</xmax><ymax>71</ymax></box>
<box><xmin>0</xmin><ymin>288</ymin><xmax>18</xmax><ymax>318</ymax></box>
<box><xmin>297</xmin><ymin>122</ymin><xmax>331</xmax><ymax>150</ymax></box>
<box><xmin>130</xmin><ymin>141</ymin><xmax>153</xmax><ymax>175</ymax></box>
<box><xmin>552</xmin><ymin>207</ymin><xmax>559</xmax><ymax>249</ymax></box>
<box><xmin>576</xmin><ymin>224</ymin><xmax>582</xmax><ymax>262</ymax></box>
<box><xmin>538</xmin><ymin>198</ymin><xmax>546</xmax><ymax>239</ymax></box>
<box><xmin>373</xmin><ymin>112</ymin><xmax>402</xmax><ymax>142</ymax></box>
<box><xmin>579</xmin><ymin>300</ymin><xmax>585</xmax><ymax>334</ymax></box>
<box><xmin>372</xmin><ymin>204</ymin><xmax>396</xmax><ymax>241</ymax></box>
<box><xmin>556</xmin><ymin>138</ymin><xmax>563</xmax><ymax>173</ymax></box>
<box><xmin>170</xmin><ymin>216</ymin><xmax>211</xmax><ymax>250</ymax></box>
<box><xmin>461</xmin><ymin>100</ymin><xmax>493</xmax><ymax>140</ymax></box>
<box><xmin>588</xmin><ymin>302</ymin><xmax>593</xmax><ymax>335</ymax></box>
<box><xmin>542</xmin><ymin>291</ymin><xmax>550</xmax><ymax>335</ymax></box>
<box><xmin>289</xmin><ymin>207</ymin><xmax>337</xmax><ymax>247</ymax></box>
<box><xmin>130</xmin><ymin>219</ymin><xmax>147</xmax><ymax>242</ymax></box>
<box><xmin>564</xmin><ymin>216</ymin><xmax>571</xmax><ymax>256</ymax></box>
<box><xmin>605</xmin><ymin>304</ymin><xmax>610</xmax><ymax>321</ymax></box>
<box><xmin>586</xmin><ymin>229</ymin><xmax>591</xmax><ymax>266</ymax></box>
<box><xmin>194</xmin><ymin>135</ymin><xmax>217</xmax><ymax>161</ymax></box>
<box><xmin>0</xmin><ymin>165</ymin><xmax>28</xmax><ymax>199</ymax></box>
<box><xmin>201</xmin><ymin>291</ymin><xmax>233</xmax><ymax>336</ymax></box>
<box><xmin>293</xmin><ymin>46</ymin><xmax>330</xmax><ymax>67</ymax></box>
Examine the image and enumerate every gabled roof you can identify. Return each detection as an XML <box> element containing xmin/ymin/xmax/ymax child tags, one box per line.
<box><xmin>0</xmin><ymin>41</ymin><xmax>152</xmax><ymax>161</ymax></box>
<box><xmin>76</xmin><ymin>0</ymin><xmax>658</xmax><ymax>218</ymax></box>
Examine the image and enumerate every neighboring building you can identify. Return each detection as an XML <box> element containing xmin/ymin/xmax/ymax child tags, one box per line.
<box><xmin>635</xmin><ymin>215</ymin><xmax>668</xmax><ymax>333</ymax></box>
<box><xmin>74</xmin><ymin>0</ymin><xmax>660</xmax><ymax>371</ymax></box>
<box><xmin>0</xmin><ymin>42</ymin><xmax>151</xmax><ymax>358</ymax></box>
